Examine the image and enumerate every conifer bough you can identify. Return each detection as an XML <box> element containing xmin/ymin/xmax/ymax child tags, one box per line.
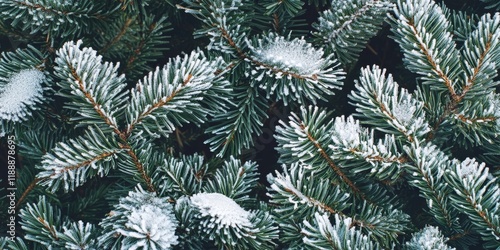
<box><xmin>0</xmin><ymin>0</ymin><xmax>499</xmax><ymax>249</ymax></box>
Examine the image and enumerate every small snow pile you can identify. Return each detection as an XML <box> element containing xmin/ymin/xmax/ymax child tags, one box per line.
<box><xmin>393</xmin><ymin>98</ymin><xmax>416</xmax><ymax>126</ymax></box>
<box><xmin>405</xmin><ymin>225</ymin><xmax>455</xmax><ymax>250</ymax></box>
<box><xmin>0</xmin><ymin>69</ymin><xmax>45</xmax><ymax>122</ymax></box>
<box><xmin>118</xmin><ymin>204</ymin><xmax>178</xmax><ymax>249</ymax></box>
<box><xmin>99</xmin><ymin>186</ymin><xmax>178</xmax><ymax>250</ymax></box>
<box><xmin>458</xmin><ymin>157</ymin><xmax>484</xmax><ymax>179</ymax></box>
<box><xmin>191</xmin><ymin>192</ymin><xmax>252</xmax><ymax>228</ymax></box>
<box><xmin>331</xmin><ymin>115</ymin><xmax>361</xmax><ymax>147</ymax></box>
<box><xmin>250</xmin><ymin>34</ymin><xmax>325</xmax><ymax>76</ymax></box>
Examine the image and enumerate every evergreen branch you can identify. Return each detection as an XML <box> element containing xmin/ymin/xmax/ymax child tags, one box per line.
<box><xmin>125</xmin><ymin>50</ymin><xmax>227</xmax><ymax>138</ymax></box>
<box><xmin>455</xmin><ymin>114</ymin><xmax>496</xmax><ymax>124</ymax></box>
<box><xmin>159</xmin><ymin>154</ymin><xmax>206</xmax><ymax>197</ymax></box>
<box><xmin>120</xmin><ymin>142</ymin><xmax>157</xmax><ymax>193</ymax></box>
<box><xmin>481</xmin><ymin>0</ymin><xmax>500</xmax><ymax>10</ymax></box>
<box><xmin>354</xmin><ymin>201</ymin><xmax>411</xmax><ymax>246</ymax></box>
<box><xmin>458</xmin><ymin>13</ymin><xmax>500</xmax><ymax>102</ymax></box>
<box><xmin>125</xmin><ymin>73</ymin><xmax>193</xmax><ymax>136</ymax></box>
<box><xmin>124</xmin><ymin>21</ymin><xmax>155</xmax><ymax>73</ymax></box>
<box><xmin>99</xmin><ymin>17</ymin><xmax>134</xmax><ymax>54</ymax></box>
<box><xmin>350</xmin><ymin>65</ymin><xmax>430</xmax><ymax>142</ymax></box>
<box><xmin>447</xmin><ymin>95</ymin><xmax>499</xmax><ymax>146</ymax></box>
<box><xmin>298</xmin><ymin>121</ymin><xmax>366</xmax><ymax>200</ymax></box>
<box><xmin>390</xmin><ymin>0</ymin><xmax>462</xmax><ymax>100</ymax></box>
<box><xmin>441</xmin><ymin>5</ymin><xmax>479</xmax><ymax>43</ymax></box>
<box><xmin>0</xmin><ymin>0</ymin><xmax>118</xmax><ymax>39</ymax></box>
<box><xmin>331</xmin><ymin>130</ymin><xmax>407</xmax><ymax>184</ymax></box>
<box><xmin>260</xmin><ymin>0</ymin><xmax>303</xmax><ymax>16</ymax></box>
<box><xmin>302</xmin><ymin>213</ymin><xmax>381</xmax><ymax>250</ymax></box>
<box><xmin>54</xmin><ymin>40</ymin><xmax>128</xmax><ymax>133</ymax></box>
<box><xmin>36</xmin><ymin>126</ymin><xmax>122</xmax><ymax>192</ymax></box>
<box><xmin>408</xmin><ymin>19</ymin><xmax>457</xmax><ymax>100</ymax></box>
<box><xmin>19</xmin><ymin>196</ymin><xmax>64</xmax><ymax>247</ymax></box>
<box><xmin>313</xmin><ymin>0</ymin><xmax>393</xmax><ymax>67</ymax></box>
<box><xmin>404</xmin><ymin>142</ymin><xmax>462</xmax><ymax>231</ymax></box>
<box><xmin>15</xmin><ymin>177</ymin><xmax>44</xmax><ymax>210</ymax></box>
<box><xmin>267</xmin><ymin>163</ymin><xmax>351</xmax><ymax>219</ymax></box>
<box><xmin>245</xmin><ymin>33</ymin><xmax>344</xmax><ymax>105</ymax></box>
<box><xmin>220</xmin><ymin>27</ymin><xmax>316</xmax><ymax>82</ymax></box>
<box><xmin>205</xmin><ymin>85</ymin><xmax>268</xmax><ymax>157</ymax></box>
<box><xmin>405</xmin><ymin>226</ymin><xmax>455</xmax><ymax>250</ymax></box>
<box><xmin>13</xmin><ymin>1</ymin><xmax>105</xmax><ymax>19</ymax></box>
<box><xmin>202</xmin><ymin>157</ymin><xmax>259</xmax><ymax>204</ymax></box>
<box><xmin>275</xmin><ymin>106</ymin><xmax>371</xmax><ymax>202</ymax></box>
<box><xmin>445</xmin><ymin>158</ymin><xmax>500</xmax><ymax>249</ymax></box>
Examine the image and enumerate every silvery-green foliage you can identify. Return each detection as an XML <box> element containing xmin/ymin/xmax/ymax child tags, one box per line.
<box><xmin>246</xmin><ymin>33</ymin><xmax>344</xmax><ymax>105</ymax></box>
<box><xmin>313</xmin><ymin>0</ymin><xmax>394</xmax><ymax>67</ymax></box>
<box><xmin>404</xmin><ymin>226</ymin><xmax>455</xmax><ymax>250</ymax></box>
<box><xmin>98</xmin><ymin>186</ymin><xmax>179</xmax><ymax>250</ymax></box>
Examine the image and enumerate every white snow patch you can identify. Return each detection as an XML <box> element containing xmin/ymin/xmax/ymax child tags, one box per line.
<box><xmin>252</xmin><ymin>35</ymin><xmax>325</xmax><ymax>75</ymax></box>
<box><xmin>393</xmin><ymin>99</ymin><xmax>415</xmax><ymax>125</ymax></box>
<box><xmin>0</xmin><ymin>69</ymin><xmax>45</xmax><ymax>122</ymax></box>
<box><xmin>332</xmin><ymin>116</ymin><xmax>361</xmax><ymax>147</ymax></box>
<box><xmin>191</xmin><ymin>192</ymin><xmax>251</xmax><ymax>228</ymax></box>
<box><xmin>459</xmin><ymin>158</ymin><xmax>484</xmax><ymax>178</ymax></box>
<box><xmin>118</xmin><ymin>204</ymin><xmax>178</xmax><ymax>250</ymax></box>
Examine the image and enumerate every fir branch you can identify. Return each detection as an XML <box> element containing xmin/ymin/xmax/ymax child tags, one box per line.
<box><xmin>123</xmin><ymin>21</ymin><xmax>156</xmax><ymax>73</ymax></box>
<box><xmin>15</xmin><ymin>177</ymin><xmax>44</xmax><ymax>211</ymax></box>
<box><xmin>350</xmin><ymin>65</ymin><xmax>430</xmax><ymax>142</ymax></box>
<box><xmin>458</xmin><ymin>13</ymin><xmax>500</xmax><ymax>102</ymax></box>
<box><xmin>54</xmin><ymin>40</ymin><xmax>128</xmax><ymax>134</ymax></box>
<box><xmin>99</xmin><ymin>17</ymin><xmax>134</xmax><ymax>54</ymax></box>
<box><xmin>298</xmin><ymin>121</ymin><xmax>367</xmax><ymax>200</ymax></box>
<box><xmin>404</xmin><ymin>142</ymin><xmax>463</xmax><ymax>233</ymax></box>
<box><xmin>390</xmin><ymin>0</ymin><xmax>462</xmax><ymax>100</ymax></box>
<box><xmin>275</xmin><ymin>106</ymin><xmax>375</xmax><ymax>203</ymax></box>
<box><xmin>36</xmin><ymin>126</ymin><xmax>122</xmax><ymax>192</ymax></box>
<box><xmin>445</xmin><ymin>158</ymin><xmax>500</xmax><ymax>249</ymax></box>
<box><xmin>120</xmin><ymin>142</ymin><xmax>157</xmax><ymax>193</ymax></box>
<box><xmin>267</xmin><ymin>163</ymin><xmax>351</xmax><ymax>218</ymax></box>
<box><xmin>302</xmin><ymin>213</ymin><xmax>381</xmax><ymax>250</ymax></box>
<box><xmin>125</xmin><ymin>50</ymin><xmax>227</xmax><ymax>138</ymax></box>
<box><xmin>313</xmin><ymin>0</ymin><xmax>393</xmax><ymax>67</ymax></box>
<box><xmin>219</xmin><ymin>27</ymin><xmax>315</xmax><ymax>82</ymax></box>
<box><xmin>205</xmin><ymin>85</ymin><xmax>268</xmax><ymax>157</ymax></box>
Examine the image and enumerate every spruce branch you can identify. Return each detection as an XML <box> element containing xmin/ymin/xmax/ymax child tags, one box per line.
<box><xmin>205</xmin><ymin>85</ymin><xmax>268</xmax><ymax>157</ymax></box>
<box><xmin>390</xmin><ymin>0</ymin><xmax>462</xmax><ymax>100</ymax></box>
<box><xmin>313</xmin><ymin>0</ymin><xmax>394</xmax><ymax>67</ymax></box>
<box><xmin>202</xmin><ymin>156</ymin><xmax>259</xmax><ymax>205</ymax></box>
<box><xmin>246</xmin><ymin>33</ymin><xmax>345</xmax><ymax>105</ymax></box>
<box><xmin>350</xmin><ymin>65</ymin><xmax>431</xmax><ymax>143</ymax></box>
<box><xmin>181</xmin><ymin>0</ymin><xmax>345</xmax><ymax>104</ymax></box>
<box><xmin>267</xmin><ymin>163</ymin><xmax>352</xmax><ymax>218</ymax></box>
<box><xmin>125</xmin><ymin>50</ymin><xmax>228</xmax><ymax>138</ymax></box>
<box><xmin>275</xmin><ymin>106</ymin><xmax>400</xmax><ymax>208</ymax></box>
<box><xmin>445</xmin><ymin>158</ymin><xmax>500</xmax><ymax>249</ymax></box>
<box><xmin>54</xmin><ymin>40</ymin><xmax>128</xmax><ymax>134</ymax></box>
<box><xmin>275</xmin><ymin>106</ymin><xmax>368</xmax><ymax>200</ymax></box>
<box><xmin>19</xmin><ymin>196</ymin><xmax>64</xmax><ymax>247</ymax></box>
<box><xmin>98</xmin><ymin>17</ymin><xmax>135</xmax><ymax>54</ymax></box>
<box><xmin>0</xmin><ymin>46</ymin><xmax>49</xmax><ymax>125</ymax></box>
<box><xmin>301</xmin><ymin>213</ymin><xmax>381</xmax><ymax>250</ymax></box>
<box><xmin>98</xmin><ymin>185</ymin><xmax>178</xmax><ymax>249</ymax></box>
<box><xmin>459</xmin><ymin>13</ymin><xmax>500</xmax><ymax>101</ymax></box>
<box><xmin>36</xmin><ymin>126</ymin><xmax>122</xmax><ymax>192</ymax></box>
<box><xmin>481</xmin><ymin>0</ymin><xmax>500</xmax><ymax>10</ymax></box>
<box><xmin>0</xmin><ymin>0</ymin><xmax>119</xmax><ymax>39</ymax></box>
<box><xmin>403</xmin><ymin>141</ymin><xmax>462</xmax><ymax>231</ymax></box>
<box><xmin>159</xmin><ymin>153</ymin><xmax>206</xmax><ymax>197</ymax></box>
